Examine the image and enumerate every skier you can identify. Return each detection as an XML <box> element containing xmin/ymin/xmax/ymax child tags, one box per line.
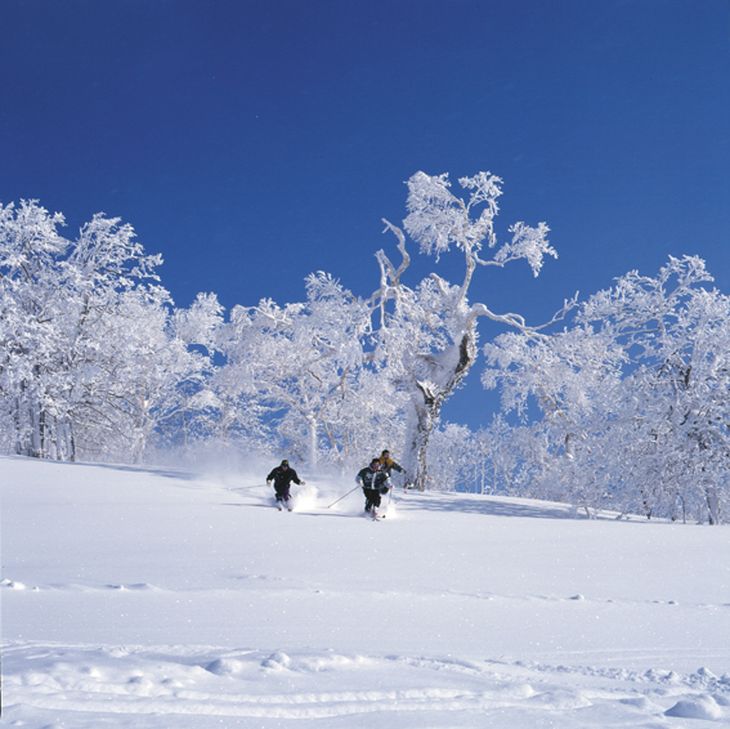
<box><xmin>266</xmin><ymin>459</ymin><xmax>304</xmax><ymax>511</ymax></box>
<box><xmin>356</xmin><ymin>458</ymin><xmax>391</xmax><ymax>517</ymax></box>
<box><xmin>378</xmin><ymin>449</ymin><xmax>408</xmax><ymax>488</ymax></box>
<box><xmin>378</xmin><ymin>449</ymin><xmax>405</xmax><ymax>477</ymax></box>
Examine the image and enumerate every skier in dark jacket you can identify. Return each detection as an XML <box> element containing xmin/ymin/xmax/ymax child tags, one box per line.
<box><xmin>266</xmin><ymin>459</ymin><xmax>304</xmax><ymax>510</ymax></box>
<box><xmin>356</xmin><ymin>458</ymin><xmax>391</xmax><ymax>515</ymax></box>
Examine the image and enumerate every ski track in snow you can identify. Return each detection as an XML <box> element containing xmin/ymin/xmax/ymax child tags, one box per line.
<box><xmin>3</xmin><ymin>642</ymin><xmax>730</xmax><ymax>727</ymax></box>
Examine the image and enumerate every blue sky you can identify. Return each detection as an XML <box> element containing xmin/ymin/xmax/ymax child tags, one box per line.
<box><xmin>2</xmin><ymin>0</ymin><xmax>728</xmax><ymax>430</ymax></box>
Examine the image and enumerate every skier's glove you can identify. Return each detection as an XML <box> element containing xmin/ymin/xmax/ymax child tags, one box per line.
<box><xmin>300</xmin><ymin>480</ymin><xmax>306</xmax><ymax>485</ymax></box>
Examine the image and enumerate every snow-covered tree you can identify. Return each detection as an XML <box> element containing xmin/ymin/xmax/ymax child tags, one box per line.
<box><xmin>0</xmin><ymin>200</ymin><xmax>217</xmax><ymax>462</ymax></box>
<box><xmin>465</xmin><ymin>415</ymin><xmax>540</xmax><ymax>496</ymax></box>
<box><xmin>372</xmin><ymin>171</ymin><xmax>561</xmax><ymax>490</ymax></box>
<box><xmin>427</xmin><ymin>422</ymin><xmax>477</xmax><ymax>492</ymax></box>
<box><xmin>217</xmin><ymin>272</ymin><xmax>375</xmax><ymax>467</ymax></box>
<box><xmin>0</xmin><ymin>200</ymin><xmax>69</xmax><ymax>457</ymax></box>
<box><xmin>483</xmin><ymin>256</ymin><xmax>730</xmax><ymax>523</ymax></box>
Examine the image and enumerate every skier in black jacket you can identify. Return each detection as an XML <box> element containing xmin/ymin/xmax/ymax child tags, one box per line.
<box><xmin>356</xmin><ymin>458</ymin><xmax>391</xmax><ymax>516</ymax></box>
<box><xmin>266</xmin><ymin>460</ymin><xmax>304</xmax><ymax>511</ymax></box>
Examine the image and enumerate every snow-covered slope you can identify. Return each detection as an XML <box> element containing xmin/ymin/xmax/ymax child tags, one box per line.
<box><xmin>2</xmin><ymin>455</ymin><xmax>729</xmax><ymax>727</ymax></box>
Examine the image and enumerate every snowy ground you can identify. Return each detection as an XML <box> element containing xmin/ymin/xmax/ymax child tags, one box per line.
<box><xmin>2</xmin><ymin>455</ymin><xmax>729</xmax><ymax>728</ymax></box>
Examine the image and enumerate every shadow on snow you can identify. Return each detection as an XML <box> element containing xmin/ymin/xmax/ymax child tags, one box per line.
<box><xmin>398</xmin><ymin>493</ymin><xmax>582</xmax><ymax>520</ymax></box>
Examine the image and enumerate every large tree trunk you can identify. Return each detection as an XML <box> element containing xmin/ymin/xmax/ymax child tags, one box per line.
<box><xmin>403</xmin><ymin>331</ymin><xmax>476</xmax><ymax>491</ymax></box>
<box><xmin>404</xmin><ymin>392</ymin><xmax>438</xmax><ymax>491</ymax></box>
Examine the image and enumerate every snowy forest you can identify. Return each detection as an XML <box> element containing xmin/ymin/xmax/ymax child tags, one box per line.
<box><xmin>1</xmin><ymin>171</ymin><xmax>728</xmax><ymax>524</ymax></box>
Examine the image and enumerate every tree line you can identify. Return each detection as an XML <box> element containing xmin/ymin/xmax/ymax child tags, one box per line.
<box><xmin>1</xmin><ymin>172</ymin><xmax>727</xmax><ymax>523</ymax></box>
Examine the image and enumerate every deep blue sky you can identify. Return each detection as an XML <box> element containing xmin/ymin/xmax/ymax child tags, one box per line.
<box><xmin>2</xmin><ymin>0</ymin><xmax>728</xmax><ymax>429</ymax></box>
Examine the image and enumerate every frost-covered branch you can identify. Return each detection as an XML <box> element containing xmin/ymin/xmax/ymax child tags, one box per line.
<box><xmin>369</xmin><ymin>170</ymin><xmax>560</xmax><ymax>490</ymax></box>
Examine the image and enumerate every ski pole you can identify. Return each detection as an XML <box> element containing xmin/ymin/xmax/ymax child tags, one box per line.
<box><xmin>326</xmin><ymin>484</ymin><xmax>361</xmax><ymax>509</ymax></box>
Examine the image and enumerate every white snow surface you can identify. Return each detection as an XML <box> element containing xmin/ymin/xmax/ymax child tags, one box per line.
<box><xmin>2</xmin><ymin>455</ymin><xmax>729</xmax><ymax>728</ymax></box>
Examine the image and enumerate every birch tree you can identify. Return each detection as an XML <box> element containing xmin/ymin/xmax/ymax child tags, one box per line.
<box><xmin>372</xmin><ymin>171</ymin><xmax>561</xmax><ymax>490</ymax></box>
<box><xmin>218</xmin><ymin>272</ymin><xmax>372</xmax><ymax>467</ymax></box>
<box><xmin>483</xmin><ymin>256</ymin><xmax>730</xmax><ymax>523</ymax></box>
<box><xmin>0</xmin><ymin>200</ymin><xmax>216</xmax><ymax>462</ymax></box>
<box><xmin>0</xmin><ymin>200</ymin><xmax>71</xmax><ymax>457</ymax></box>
